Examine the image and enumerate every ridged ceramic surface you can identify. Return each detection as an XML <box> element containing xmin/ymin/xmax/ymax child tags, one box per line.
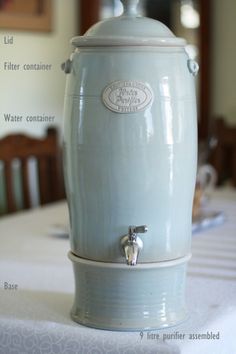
<box><xmin>69</xmin><ymin>252</ymin><xmax>189</xmax><ymax>331</ymax></box>
<box><xmin>63</xmin><ymin>47</ymin><xmax>197</xmax><ymax>263</ymax></box>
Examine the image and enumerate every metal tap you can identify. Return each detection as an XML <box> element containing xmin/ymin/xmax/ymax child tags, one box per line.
<box><xmin>121</xmin><ymin>225</ymin><xmax>148</xmax><ymax>266</ymax></box>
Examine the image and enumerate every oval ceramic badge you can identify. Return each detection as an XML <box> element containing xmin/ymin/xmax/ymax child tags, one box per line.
<box><xmin>102</xmin><ymin>80</ymin><xmax>153</xmax><ymax>113</ymax></box>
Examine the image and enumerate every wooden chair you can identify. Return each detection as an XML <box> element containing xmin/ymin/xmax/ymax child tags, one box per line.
<box><xmin>209</xmin><ymin>117</ymin><xmax>236</xmax><ymax>186</ymax></box>
<box><xmin>0</xmin><ymin>127</ymin><xmax>65</xmax><ymax>215</ymax></box>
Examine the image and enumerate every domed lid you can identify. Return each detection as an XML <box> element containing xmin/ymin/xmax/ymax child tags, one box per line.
<box><xmin>71</xmin><ymin>0</ymin><xmax>186</xmax><ymax>47</ymax></box>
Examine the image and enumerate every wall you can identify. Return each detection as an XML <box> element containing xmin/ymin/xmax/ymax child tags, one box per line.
<box><xmin>0</xmin><ymin>0</ymin><xmax>78</xmax><ymax>138</ymax></box>
<box><xmin>211</xmin><ymin>0</ymin><xmax>236</xmax><ymax>125</ymax></box>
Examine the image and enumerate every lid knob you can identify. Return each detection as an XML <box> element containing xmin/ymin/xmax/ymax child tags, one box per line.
<box><xmin>121</xmin><ymin>0</ymin><xmax>139</xmax><ymax>16</ymax></box>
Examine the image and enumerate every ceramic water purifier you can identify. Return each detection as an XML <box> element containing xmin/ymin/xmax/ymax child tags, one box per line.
<box><xmin>62</xmin><ymin>0</ymin><xmax>198</xmax><ymax>330</ymax></box>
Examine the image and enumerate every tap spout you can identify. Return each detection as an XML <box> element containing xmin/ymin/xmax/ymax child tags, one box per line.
<box><xmin>121</xmin><ymin>225</ymin><xmax>148</xmax><ymax>266</ymax></box>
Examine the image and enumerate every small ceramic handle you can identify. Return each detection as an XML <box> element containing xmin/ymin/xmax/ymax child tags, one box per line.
<box><xmin>61</xmin><ymin>59</ymin><xmax>72</xmax><ymax>74</ymax></box>
<box><xmin>120</xmin><ymin>0</ymin><xmax>139</xmax><ymax>16</ymax></box>
<box><xmin>187</xmin><ymin>59</ymin><xmax>199</xmax><ymax>76</ymax></box>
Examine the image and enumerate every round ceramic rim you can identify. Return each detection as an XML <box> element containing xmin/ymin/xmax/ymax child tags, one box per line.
<box><xmin>68</xmin><ymin>251</ymin><xmax>191</xmax><ymax>269</ymax></box>
<box><xmin>70</xmin><ymin>312</ymin><xmax>189</xmax><ymax>332</ymax></box>
<box><xmin>71</xmin><ymin>36</ymin><xmax>186</xmax><ymax>48</ymax></box>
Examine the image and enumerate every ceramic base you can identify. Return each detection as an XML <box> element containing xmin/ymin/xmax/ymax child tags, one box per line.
<box><xmin>68</xmin><ymin>252</ymin><xmax>191</xmax><ymax>331</ymax></box>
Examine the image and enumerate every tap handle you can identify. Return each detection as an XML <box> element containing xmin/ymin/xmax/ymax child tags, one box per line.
<box><xmin>128</xmin><ymin>225</ymin><xmax>148</xmax><ymax>239</ymax></box>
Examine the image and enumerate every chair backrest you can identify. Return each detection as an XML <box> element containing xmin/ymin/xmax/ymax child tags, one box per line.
<box><xmin>0</xmin><ymin>127</ymin><xmax>65</xmax><ymax>215</ymax></box>
<box><xmin>209</xmin><ymin>117</ymin><xmax>236</xmax><ymax>186</ymax></box>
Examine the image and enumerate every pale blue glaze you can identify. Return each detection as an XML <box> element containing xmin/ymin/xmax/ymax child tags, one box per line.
<box><xmin>69</xmin><ymin>252</ymin><xmax>189</xmax><ymax>331</ymax></box>
<box><xmin>63</xmin><ymin>47</ymin><xmax>197</xmax><ymax>263</ymax></box>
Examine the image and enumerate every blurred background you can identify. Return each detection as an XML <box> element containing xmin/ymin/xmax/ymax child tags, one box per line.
<box><xmin>0</xmin><ymin>0</ymin><xmax>235</xmax><ymax>216</ymax></box>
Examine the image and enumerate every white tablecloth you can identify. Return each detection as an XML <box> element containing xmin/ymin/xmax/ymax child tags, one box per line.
<box><xmin>0</xmin><ymin>188</ymin><xmax>236</xmax><ymax>354</ymax></box>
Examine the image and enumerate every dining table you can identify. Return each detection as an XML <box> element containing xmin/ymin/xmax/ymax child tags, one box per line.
<box><xmin>0</xmin><ymin>187</ymin><xmax>235</xmax><ymax>354</ymax></box>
